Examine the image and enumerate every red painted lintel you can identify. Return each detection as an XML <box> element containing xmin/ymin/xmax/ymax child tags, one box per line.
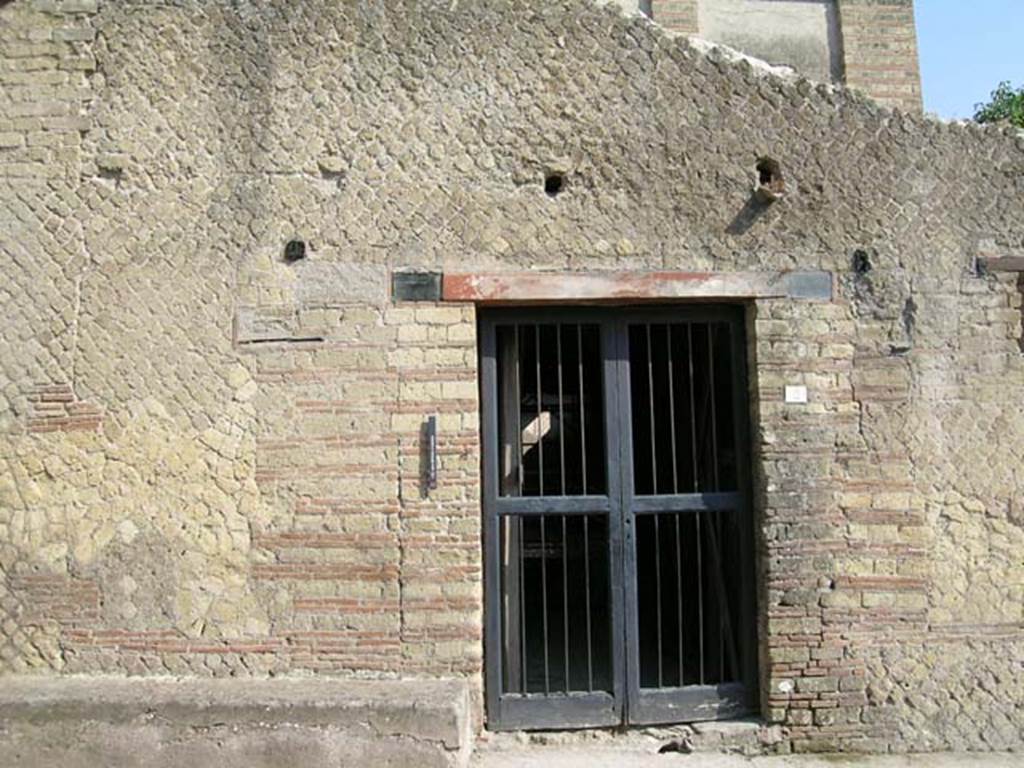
<box><xmin>441</xmin><ymin>270</ymin><xmax>832</xmax><ymax>303</ymax></box>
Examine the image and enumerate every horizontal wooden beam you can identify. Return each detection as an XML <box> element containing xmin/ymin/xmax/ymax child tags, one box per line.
<box><xmin>441</xmin><ymin>270</ymin><xmax>832</xmax><ymax>303</ymax></box>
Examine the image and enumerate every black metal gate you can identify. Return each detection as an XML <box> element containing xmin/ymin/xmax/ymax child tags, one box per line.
<box><xmin>480</xmin><ymin>306</ymin><xmax>757</xmax><ymax>730</ymax></box>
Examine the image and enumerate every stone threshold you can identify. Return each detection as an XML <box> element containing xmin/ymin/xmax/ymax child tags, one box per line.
<box><xmin>0</xmin><ymin>675</ymin><xmax>473</xmax><ymax>768</ymax></box>
<box><xmin>476</xmin><ymin>716</ymin><xmax>777</xmax><ymax>758</ymax></box>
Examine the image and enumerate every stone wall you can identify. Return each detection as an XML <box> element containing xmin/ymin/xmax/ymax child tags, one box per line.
<box><xmin>1</xmin><ymin>0</ymin><xmax>1022</xmax><ymax>754</ymax></box>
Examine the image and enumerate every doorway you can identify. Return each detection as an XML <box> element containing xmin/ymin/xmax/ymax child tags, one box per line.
<box><xmin>480</xmin><ymin>306</ymin><xmax>757</xmax><ymax>730</ymax></box>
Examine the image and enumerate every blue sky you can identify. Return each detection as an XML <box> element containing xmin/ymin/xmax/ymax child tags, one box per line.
<box><xmin>916</xmin><ymin>2</ymin><xmax>1024</xmax><ymax>120</ymax></box>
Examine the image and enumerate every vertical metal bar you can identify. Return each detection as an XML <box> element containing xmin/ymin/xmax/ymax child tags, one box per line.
<box><xmin>654</xmin><ymin>513</ymin><xmax>663</xmax><ymax>688</ymax></box>
<box><xmin>502</xmin><ymin>516</ymin><xmax>521</xmax><ymax>694</ymax></box>
<box><xmin>687</xmin><ymin>324</ymin><xmax>700</xmax><ymax>492</ymax></box>
<box><xmin>578</xmin><ymin>325</ymin><xmax>588</xmax><ymax>494</ymax></box>
<box><xmin>535</xmin><ymin>325</ymin><xmax>544</xmax><ymax>496</ymax></box>
<box><xmin>557</xmin><ymin>326</ymin><xmax>566</xmax><ymax>496</ymax></box>
<box><xmin>708</xmin><ymin>324</ymin><xmax>720</xmax><ymax>491</ymax></box>
<box><xmin>611</xmin><ymin>314</ymin><xmax>634</xmax><ymax>722</ymax></box>
<box><xmin>667</xmin><ymin>325</ymin><xmax>679</xmax><ymax>494</ymax></box>
<box><xmin>717</xmin><ymin>510</ymin><xmax>725</xmax><ymax>678</ymax></box>
<box><xmin>481</xmin><ymin>318</ymin><xmax>503</xmax><ymax>721</ymax></box>
<box><xmin>497</xmin><ymin>329</ymin><xmax>521</xmax><ymax>696</ymax></box>
<box><xmin>562</xmin><ymin>515</ymin><xmax>570</xmax><ymax>691</ymax></box>
<box><xmin>727</xmin><ymin>309</ymin><xmax>757</xmax><ymax>692</ymax></box>
<box><xmin>518</xmin><ymin>515</ymin><xmax>527</xmax><ymax>693</ymax></box>
<box><xmin>646</xmin><ymin>324</ymin><xmax>658</xmax><ymax>494</ymax></box>
<box><xmin>696</xmin><ymin>511</ymin><xmax>705</xmax><ymax>685</ymax></box>
<box><xmin>706</xmin><ymin>508</ymin><xmax>740</xmax><ymax>683</ymax></box>
<box><xmin>514</xmin><ymin>325</ymin><xmax>523</xmax><ymax>496</ymax></box>
<box><xmin>584</xmin><ymin>515</ymin><xmax>593</xmax><ymax>692</ymax></box>
<box><xmin>500</xmin><ymin>333</ymin><xmax>520</xmax><ymax>498</ymax></box>
<box><xmin>706</xmin><ymin>325</ymin><xmax>723</xmax><ymax>677</ymax></box>
<box><xmin>540</xmin><ymin>514</ymin><xmax>550</xmax><ymax>695</ymax></box>
<box><xmin>675</xmin><ymin>512</ymin><xmax>684</xmax><ymax>687</ymax></box>
<box><xmin>727</xmin><ymin>521</ymin><xmax>741</xmax><ymax>682</ymax></box>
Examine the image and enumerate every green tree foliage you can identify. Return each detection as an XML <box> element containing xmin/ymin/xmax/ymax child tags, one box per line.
<box><xmin>974</xmin><ymin>81</ymin><xmax>1024</xmax><ymax>128</ymax></box>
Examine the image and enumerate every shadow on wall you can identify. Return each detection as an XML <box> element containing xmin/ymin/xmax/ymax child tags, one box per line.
<box><xmin>726</xmin><ymin>194</ymin><xmax>769</xmax><ymax>235</ymax></box>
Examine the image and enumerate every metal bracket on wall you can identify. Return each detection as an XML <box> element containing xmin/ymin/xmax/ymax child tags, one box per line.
<box><xmin>424</xmin><ymin>415</ymin><xmax>438</xmax><ymax>493</ymax></box>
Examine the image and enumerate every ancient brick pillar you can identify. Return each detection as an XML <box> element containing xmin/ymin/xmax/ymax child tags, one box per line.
<box><xmin>650</xmin><ymin>0</ymin><xmax>699</xmax><ymax>36</ymax></box>
<box><xmin>837</xmin><ymin>0</ymin><xmax>923</xmax><ymax>111</ymax></box>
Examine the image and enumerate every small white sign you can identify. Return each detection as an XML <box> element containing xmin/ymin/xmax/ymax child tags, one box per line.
<box><xmin>784</xmin><ymin>385</ymin><xmax>808</xmax><ymax>404</ymax></box>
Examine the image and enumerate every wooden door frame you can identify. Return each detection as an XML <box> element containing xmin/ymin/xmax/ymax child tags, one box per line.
<box><xmin>613</xmin><ymin>306</ymin><xmax>759</xmax><ymax>724</ymax></box>
<box><xmin>479</xmin><ymin>305</ymin><xmax>758</xmax><ymax>731</ymax></box>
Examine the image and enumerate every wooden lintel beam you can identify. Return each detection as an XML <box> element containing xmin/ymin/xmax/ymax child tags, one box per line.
<box><xmin>441</xmin><ymin>270</ymin><xmax>833</xmax><ymax>303</ymax></box>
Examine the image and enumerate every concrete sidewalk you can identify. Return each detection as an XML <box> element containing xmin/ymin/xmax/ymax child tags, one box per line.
<box><xmin>473</xmin><ymin>747</ymin><xmax>1020</xmax><ymax>768</ymax></box>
